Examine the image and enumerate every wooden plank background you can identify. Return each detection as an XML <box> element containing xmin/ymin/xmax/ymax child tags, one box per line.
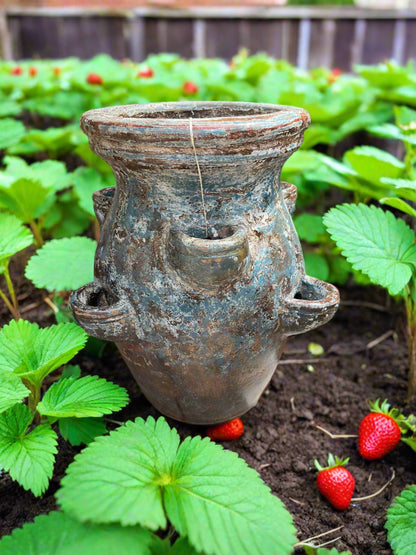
<box><xmin>1</xmin><ymin>7</ymin><xmax>416</xmax><ymax>69</ymax></box>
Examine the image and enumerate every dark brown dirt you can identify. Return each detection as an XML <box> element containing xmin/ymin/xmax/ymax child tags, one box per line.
<box><xmin>1</xmin><ymin>275</ymin><xmax>415</xmax><ymax>554</ymax></box>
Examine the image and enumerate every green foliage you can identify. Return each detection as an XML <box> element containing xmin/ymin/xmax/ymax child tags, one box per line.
<box><xmin>0</xmin><ymin>319</ymin><xmax>128</xmax><ymax>495</ymax></box>
<box><xmin>0</xmin><ymin>404</ymin><xmax>58</xmax><ymax>496</ymax></box>
<box><xmin>58</xmin><ymin>416</ymin><xmax>296</xmax><ymax>555</ymax></box>
<box><xmin>0</xmin><ymin>319</ymin><xmax>88</xmax><ymax>387</ymax></box>
<box><xmin>25</xmin><ymin>236</ymin><xmax>96</xmax><ymax>291</ymax></box>
<box><xmin>324</xmin><ymin>204</ymin><xmax>416</xmax><ymax>296</ymax></box>
<box><xmin>0</xmin><ymin>212</ymin><xmax>33</xmax><ymax>271</ymax></box>
<box><xmin>37</xmin><ymin>375</ymin><xmax>129</xmax><ymax>418</ymax></box>
<box><xmin>0</xmin><ymin>118</ymin><xmax>26</xmax><ymax>149</ymax></box>
<box><xmin>0</xmin><ymin>511</ymin><xmax>155</xmax><ymax>555</ymax></box>
<box><xmin>303</xmin><ymin>547</ymin><xmax>351</xmax><ymax>555</ymax></box>
<box><xmin>386</xmin><ymin>485</ymin><xmax>416</xmax><ymax>554</ymax></box>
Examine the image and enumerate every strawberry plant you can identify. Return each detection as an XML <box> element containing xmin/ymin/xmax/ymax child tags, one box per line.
<box><xmin>0</xmin><ymin>319</ymin><xmax>129</xmax><ymax>495</ymax></box>
<box><xmin>0</xmin><ymin>213</ymin><xmax>33</xmax><ymax>319</ymax></box>
<box><xmin>385</xmin><ymin>485</ymin><xmax>416</xmax><ymax>555</ymax></box>
<box><xmin>206</xmin><ymin>417</ymin><xmax>244</xmax><ymax>441</ymax></box>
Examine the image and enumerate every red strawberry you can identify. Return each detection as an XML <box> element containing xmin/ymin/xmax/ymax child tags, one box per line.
<box><xmin>183</xmin><ymin>81</ymin><xmax>198</xmax><ymax>95</ymax></box>
<box><xmin>10</xmin><ymin>66</ymin><xmax>23</xmax><ymax>76</ymax></box>
<box><xmin>206</xmin><ymin>418</ymin><xmax>244</xmax><ymax>441</ymax></box>
<box><xmin>137</xmin><ymin>66</ymin><xmax>154</xmax><ymax>78</ymax></box>
<box><xmin>29</xmin><ymin>66</ymin><xmax>38</xmax><ymax>77</ymax></box>
<box><xmin>358</xmin><ymin>399</ymin><xmax>402</xmax><ymax>460</ymax></box>
<box><xmin>315</xmin><ymin>454</ymin><xmax>355</xmax><ymax>510</ymax></box>
<box><xmin>53</xmin><ymin>66</ymin><xmax>61</xmax><ymax>76</ymax></box>
<box><xmin>87</xmin><ymin>73</ymin><xmax>103</xmax><ymax>85</ymax></box>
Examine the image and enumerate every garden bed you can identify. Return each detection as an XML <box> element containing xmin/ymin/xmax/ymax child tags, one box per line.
<box><xmin>1</xmin><ymin>275</ymin><xmax>414</xmax><ymax>555</ymax></box>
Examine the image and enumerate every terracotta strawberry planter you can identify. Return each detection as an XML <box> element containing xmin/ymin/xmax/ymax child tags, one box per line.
<box><xmin>71</xmin><ymin>101</ymin><xmax>339</xmax><ymax>424</ymax></box>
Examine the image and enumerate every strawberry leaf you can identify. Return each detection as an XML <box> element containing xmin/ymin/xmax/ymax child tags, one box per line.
<box><xmin>0</xmin><ymin>511</ymin><xmax>154</xmax><ymax>555</ymax></box>
<box><xmin>324</xmin><ymin>204</ymin><xmax>416</xmax><ymax>296</ymax></box>
<box><xmin>2</xmin><ymin>156</ymin><xmax>72</xmax><ymax>192</ymax></box>
<box><xmin>58</xmin><ymin>416</ymin><xmax>107</xmax><ymax>446</ymax></box>
<box><xmin>25</xmin><ymin>237</ymin><xmax>96</xmax><ymax>291</ymax></box>
<box><xmin>344</xmin><ymin>146</ymin><xmax>405</xmax><ymax>187</ymax></box>
<box><xmin>164</xmin><ymin>434</ymin><xmax>296</xmax><ymax>555</ymax></box>
<box><xmin>57</xmin><ymin>416</ymin><xmax>296</xmax><ymax>555</ymax></box>
<box><xmin>0</xmin><ymin>178</ymin><xmax>55</xmax><ymax>223</ymax></box>
<box><xmin>0</xmin><ymin>404</ymin><xmax>58</xmax><ymax>496</ymax></box>
<box><xmin>0</xmin><ymin>320</ymin><xmax>88</xmax><ymax>388</ymax></box>
<box><xmin>73</xmin><ymin>167</ymin><xmax>109</xmax><ymax>217</ymax></box>
<box><xmin>0</xmin><ymin>371</ymin><xmax>29</xmax><ymax>413</ymax></box>
<box><xmin>0</xmin><ymin>118</ymin><xmax>26</xmax><ymax>149</ymax></box>
<box><xmin>38</xmin><ymin>375</ymin><xmax>129</xmax><ymax>418</ymax></box>
<box><xmin>386</xmin><ymin>485</ymin><xmax>416</xmax><ymax>555</ymax></box>
<box><xmin>0</xmin><ymin>213</ymin><xmax>33</xmax><ymax>271</ymax></box>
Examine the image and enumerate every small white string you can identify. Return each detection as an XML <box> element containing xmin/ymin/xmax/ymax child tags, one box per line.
<box><xmin>189</xmin><ymin>118</ymin><xmax>209</xmax><ymax>238</ymax></box>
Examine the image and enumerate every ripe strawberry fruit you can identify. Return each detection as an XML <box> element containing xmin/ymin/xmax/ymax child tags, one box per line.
<box><xmin>53</xmin><ymin>67</ymin><xmax>61</xmax><ymax>76</ymax></box>
<box><xmin>183</xmin><ymin>81</ymin><xmax>198</xmax><ymax>95</ymax></box>
<box><xmin>206</xmin><ymin>418</ymin><xmax>244</xmax><ymax>441</ymax></box>
<box><xmin>29</xmin><ymin>66</ymin><xmax>38</xmax><ymax>77</ymax></box>
<box><xmin>10</xmin><ymin>66</ymin><xmax>23</xmax><ymax>76</ymax></box>
<box><xmin>315</xmin><ymin>454</ymin><xmax>355</xmax><ymax>510</ymax></box>
<box><xmin>137</xmin><ymin>66</ymin><xmax>154</xmax><ymax>78</ymax></box>
<box><xmin>358</xmin><ymin>399</ymin><xmax>402</xmax><ymax>460</ymax></box>
<box><xmin>87</xmin><ymin>73</ymin><xmax>103</xmax><ymax>85</ymax></box>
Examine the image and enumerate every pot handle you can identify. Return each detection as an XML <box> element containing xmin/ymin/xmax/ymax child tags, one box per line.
<box><xmin>70</xmin><ymin>282</ymin><xmax>135</xmax><ymax>342</ymax></box>
<box><xmin>93</xmin><ymin>187</ymin><xmax>115</xmax><ymax>227</ymax></box>
<box><xmin>280</xmin><ymin>276</ymin><xmax>339</xmax><ymax>336</ymax></box>
<box><xmin>281</xmin><ymin>182</ymin><xmax>297</xmax><ymax>214</ymax></box>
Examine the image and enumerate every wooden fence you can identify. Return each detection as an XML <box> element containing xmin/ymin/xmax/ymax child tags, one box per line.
<box><xmin>1</xmin><ymin>6</ymin><xmax>416</xmax><ymax>70</ymax></box>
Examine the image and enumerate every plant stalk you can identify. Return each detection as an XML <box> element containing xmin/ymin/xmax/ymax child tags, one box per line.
<box><xmin>26</xmin><ymin>382</ymin><xmax>41</xmax><ymax>425</ymax></box>
<box><xmin>0</xmin><ymin>287</ymin><xmax>20</xmax><ymax>320</ymax></box>
<box><xmin>4</xmin><ymin>264</ymin><xmax>19</xmax><ymax>313</ymax></box>
<box><xmin>29</xmin><ymin>219</ymin><xmax>44</xmax><ymax>247</ymax></box>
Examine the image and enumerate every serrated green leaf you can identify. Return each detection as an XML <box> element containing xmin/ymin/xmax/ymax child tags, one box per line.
<box><xmin>0</xmin><ymin>212</ymin><xmax>33</xmax><ymax>268</ymax></box>
<box><xmin>25</xmin><ymin>237</ymin><xmax>96</xmax><ymax>291</ymax></box>
<box><xmin>0</xmin><ymin>511</ymin><xmax>154</xmax><ymax>555</ymax></box>
<box><xmin>59</xmin><ymin>416</ymin><xmax>107</xmax><ymax>446</ymax></box>
<box><xmin>0</xmin><ymin>178</ymin><xmax>55</xmax><ymax>223</ymax></box>
<box><xmin>73</xmin><ymin>167</ymin><xmax>108</xmax><ymax>217</ymax></box>
<box><xmin>165</xmin><ymin>435</ymin><xmax>296</xmax><ymax>555</ymax></box>
<box><xmin>324</xmin><ymin>204</ymin><xmax>416</xmax><ymax>295</ymax></box>
<box><xmin>38</xmin><ymin>375</ymin><xmax>129</xmax><ymax>418</ymax></box>
<box><xmin>0</xmin><ymin>371</ymin><xmax>29</xmax><ymax>413</ymax></box>
<box><xmin>0</xmin><ymin>118</ymin><xmax>26</xmax><ymax>149</ymax></box>
<box><xmin>58</xmin><ymin>416</ymin><xmax>180</xmax><ymax>529</ymax></box>
<box><xmin>58</xmin><ymin>416</ymin><xmax>296</xmax><ymax>555</ymax></box>
<box><xmin>50</xmin><ymin>199</ymin><xmax>91</xmax><ymax>239</ymax></box>
<box><xmin>386</xmin><ymin>485</ymin><xmax>416</xmax><ymax>555</ymax></box>
<box><xmin>0</xmin><ymin>320</ymin><xmax>88</xmax><ymax>388</ymax></box>
<box><xmin>380</xmin><ymin>197</ymin><xmax>416</xmax><ymax>219</ymax></box>
<box><xmin>0</xmin><ymin>404</ymin><xmax>58</xmax><ymax>496</ymax></box>
<box><xmin>2</xmin><ymin>157</ymin><xmax>72</xmax><ymax>192</ymax></box>
<box><xmin>344</xmin><ymin>146</ymin><xmax>405</xmax><ymax>187</ymax></box>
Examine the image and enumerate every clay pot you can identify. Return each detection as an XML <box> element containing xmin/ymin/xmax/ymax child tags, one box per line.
<box><xmin>71</xmin><ymin>102</ymin><xmax>339</xmax><ymax>424</ymax></box>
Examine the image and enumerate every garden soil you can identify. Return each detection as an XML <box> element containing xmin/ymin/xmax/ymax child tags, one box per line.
<box><xmin>1</xmin><ymin>272</ymin><xmax>415</xmax><ymax>555</ymax></box>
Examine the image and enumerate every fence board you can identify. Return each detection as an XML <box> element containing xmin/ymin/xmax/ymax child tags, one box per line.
<box><xmin>3</xmin><ymin>8</ymin><xmax>416</xmax><ymax>67</ymax></box>
<box><xmin>360</xmin><ymin>19</ymin><xmax>395</xmax><ymax>65</ymax></box>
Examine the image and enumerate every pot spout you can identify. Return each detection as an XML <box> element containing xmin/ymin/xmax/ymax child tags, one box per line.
<box><xmin>70</xmin><ymin>282</ymin><xmax>135</xmax><ymax>342</ymax></box>
<box><xmin>280</xmin><ymin>276</ymin><xmax>340</xmax><ymax>336</ymax></box>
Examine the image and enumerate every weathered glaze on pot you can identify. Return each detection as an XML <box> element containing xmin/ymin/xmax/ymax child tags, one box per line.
<box><xmin>71</xmin><ymin>102</ymin><xmax>339</xmax><ymax>424</ymax></box>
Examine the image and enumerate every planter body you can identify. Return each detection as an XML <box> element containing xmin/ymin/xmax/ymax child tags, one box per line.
<box><xmin>71</xmin><ymin>102</ymin><xmax>339</xmax><ymax>424</ymax></box>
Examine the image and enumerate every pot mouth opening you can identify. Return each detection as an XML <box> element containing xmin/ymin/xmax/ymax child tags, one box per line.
<box><xmin>82</xmin><ymin>102</ymin><xmax>310</xmax><ymax>128</ymax></box>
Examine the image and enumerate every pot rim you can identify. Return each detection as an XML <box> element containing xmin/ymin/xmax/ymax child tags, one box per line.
<box><xmin>81</xmin><ymin>101</ymin><xmax>310</xmax><ymax>135</ymax></box>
